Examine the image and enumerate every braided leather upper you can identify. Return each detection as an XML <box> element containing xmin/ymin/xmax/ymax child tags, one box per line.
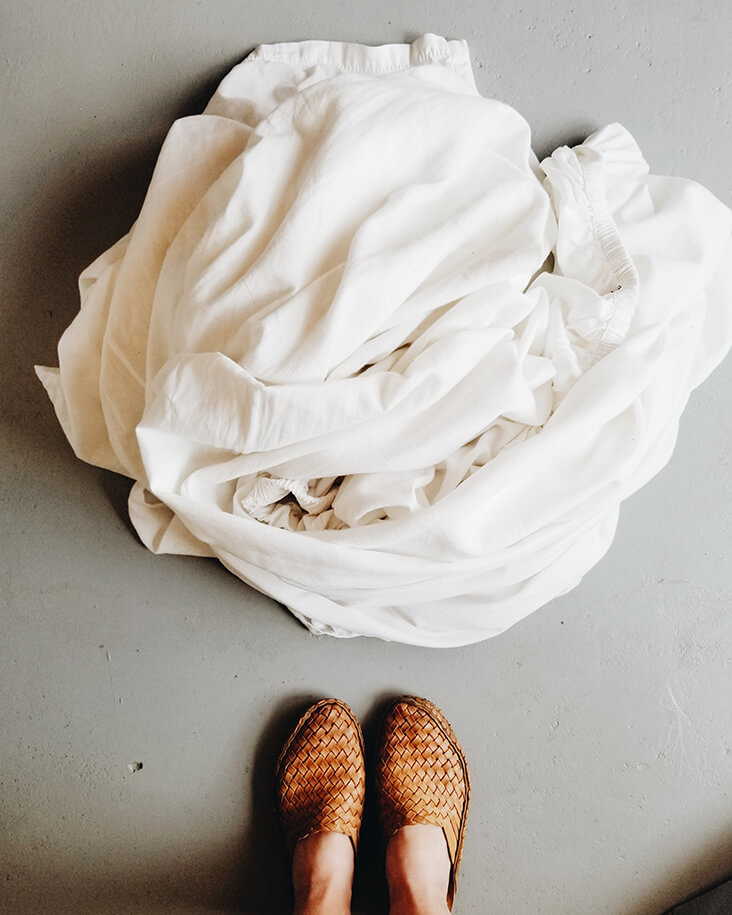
<box><xmin>276</xmin><ymin>699</ymin><xmax>365</xmax><ymax>853</ymax></box>
<box><xmin>376</xmin><ymin>696</ymin><xmax>470</xmax><ymax>908</ymax></box>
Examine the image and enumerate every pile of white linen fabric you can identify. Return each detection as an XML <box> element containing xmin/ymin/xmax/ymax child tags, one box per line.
<box><xmin>37</xmin><ymin>35</ymin><xmax>732</xmax><ymax>646</ymax></box>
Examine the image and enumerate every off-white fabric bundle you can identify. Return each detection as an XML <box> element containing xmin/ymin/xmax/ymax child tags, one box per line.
<box><xmin>37</xmin><ymin>35</ymin><xmax>732</xmax><ymax>646</ymax></box>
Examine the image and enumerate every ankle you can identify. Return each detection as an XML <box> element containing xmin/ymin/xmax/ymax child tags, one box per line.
<box><xmin>386</xmin><ymin>825</ymin><xmax>451</xmax><ymax>915</ymax></box>
<box><xmin>389</xmin><ymin>891</ymin><xmax>450</xmax><ymax>915</ymax></box>
<box><xmin>294</xmin><ymin>882</ymin><xmax>351</xmax><ymax>915</ymax></box>
<box><xmin>388</xmin><ymin>883</ymin><xmax>451</xmax><ymax>915</ymax></box>
<box><xmin>292</xmin><ymin>832</ymin><xmax>353</xmax><ymax>915</ymax></box>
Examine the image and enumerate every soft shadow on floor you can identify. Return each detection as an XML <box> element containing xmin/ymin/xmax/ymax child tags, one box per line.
<box><xmin>624</xmin><ymin>828</ymin><xmax>732</xmax><ymax>915</ymax></box>
<box><xmin>350</xmin><ymin>691</ymin><xmax>397</xmax><ymax>915</ymax></box>
<box><xmin>238</xmin><ymin>693</ymin><xmax>321</xmax><ymax>914</ymax></box>
<box><xmin>2</xmin><ymin>695</ymin><xmax>345</xmax><ymax>914</ymax></box>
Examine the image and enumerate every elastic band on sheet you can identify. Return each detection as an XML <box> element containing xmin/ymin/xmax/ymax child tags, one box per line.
<box><xmin>247</xmin><ymin>34</ymin><xmax>477</xmax><ymax>89</ymax></box>
<box><xmin>541</xmin><ymin>124</ymin><xmax>642</xmax><ymax>363</ymax></box>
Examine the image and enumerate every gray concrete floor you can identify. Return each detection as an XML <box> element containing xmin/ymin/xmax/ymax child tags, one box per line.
<box><xmin>2</xmin><ymin>2</ymin><xmax>731</xmax><ymax>913</ymax></box>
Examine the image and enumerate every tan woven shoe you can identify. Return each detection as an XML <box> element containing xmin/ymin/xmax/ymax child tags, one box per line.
<box><xmin>276</xmin><ymin>698</ymin><xmax>365</xmax><ymax>855</ymax></box>
<box><xmin>376</xmin><ymin>696</ymin><xmax>470</xmax><ymax>910</ymax></box>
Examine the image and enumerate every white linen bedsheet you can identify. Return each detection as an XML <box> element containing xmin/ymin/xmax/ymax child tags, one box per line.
<box><xmin>36</xmin><ymin>35</ymin><xmax>732</xmax><ymax>646</ymax></box>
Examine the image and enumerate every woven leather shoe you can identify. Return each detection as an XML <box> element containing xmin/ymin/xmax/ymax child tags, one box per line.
<box><xmin>276</xmin><ymin>698</ymin><xmax>365</xmax><ymax>855</ymax></box>
<box><xmin>376</xmin><ymin>696</ymin><xmax>470</xmax><ymax>910</ymax></box>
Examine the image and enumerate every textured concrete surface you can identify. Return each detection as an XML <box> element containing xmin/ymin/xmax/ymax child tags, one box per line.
<box><xmin>2</xmin><ymin>2</ymin><xmax>731</xmax><ymax>913</ymax></box>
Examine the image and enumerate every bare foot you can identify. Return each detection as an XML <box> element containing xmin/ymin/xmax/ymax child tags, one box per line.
<box><xmin>292</xmin><ymin>831</ymin><xmax>354</xmax><ymax>915</ymax></box>
<box><xmin>386</xmin><ymin>824</ymin><xmax>452</xmax><ymax>914</ymax></box>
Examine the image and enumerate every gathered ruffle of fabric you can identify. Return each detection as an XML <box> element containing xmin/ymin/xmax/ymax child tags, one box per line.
<box><xmin>36</xmin><ymin>35</ymin><xmax>732</xmax><ymax>645</ymax></box>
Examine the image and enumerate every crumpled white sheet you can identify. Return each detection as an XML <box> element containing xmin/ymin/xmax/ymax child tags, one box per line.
<box><xmin>36</xmin><ymin>34</ymin><xmax>732</xmax><ymax>646</ymax></box>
